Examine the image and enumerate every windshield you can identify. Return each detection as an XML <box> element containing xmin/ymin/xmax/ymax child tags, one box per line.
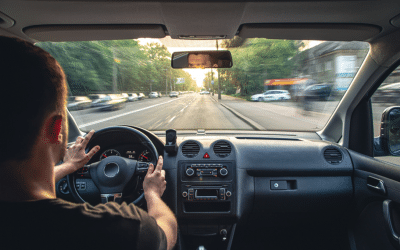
<box><xmin>36</xmin><ymin>37</ymin><xmax>369</xmax><ymax>133</ymax></box>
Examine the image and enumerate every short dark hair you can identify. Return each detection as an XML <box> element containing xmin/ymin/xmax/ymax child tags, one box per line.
<box><xmin>0</xmin><ymin>36</ymin><xmax>67</xmax><ymax>163</ymax></box>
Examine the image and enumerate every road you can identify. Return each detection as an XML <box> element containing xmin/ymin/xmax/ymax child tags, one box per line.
<box><xmin>70</xmin><ymin>94</ymin><xmax>252</xmax><ymax>132</ymax></box>
<box><xmin>71</xmin><ymin>93</ymin><xmax>388</xmax><ymax>134</ymax></box>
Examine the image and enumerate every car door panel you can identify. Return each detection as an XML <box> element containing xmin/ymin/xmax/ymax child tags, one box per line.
<box><xmin>350</xmin><ymin>150</ymin><xmax>400</xmax><ymax>250</ymax></box>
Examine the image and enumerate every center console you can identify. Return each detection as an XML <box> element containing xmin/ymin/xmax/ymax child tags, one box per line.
<box><xmin>177</xmin><ymin>161</ymin><xmax>236</xmax><ymax>250</ymax></box>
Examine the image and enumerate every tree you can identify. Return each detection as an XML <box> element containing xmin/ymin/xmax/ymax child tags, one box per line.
<box><xmin>36</xmin><ymin>40</ymin><xmax>196</xmax><ymax>95</ymax></box>
<box><xmin>219</xmin><ymin>38</ymin><xmax>301</xmax><ymax>96</ymax></box>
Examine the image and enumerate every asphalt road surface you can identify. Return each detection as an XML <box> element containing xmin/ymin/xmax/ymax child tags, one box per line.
<box><xmin>70</xmin><ymin>94</ymin><xmax>253</xmax><ymax>132</ymax></box>
<box><xmin>71</xmin><ymin>93</ymin><xmax>390</xmax><ymax>134</ymax></box>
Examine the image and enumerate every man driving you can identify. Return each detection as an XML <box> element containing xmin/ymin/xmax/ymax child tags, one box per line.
<box><xmin>0</xmin><ymin>36</ymin><xmax>177</xmax><ymax>250</ymax></box>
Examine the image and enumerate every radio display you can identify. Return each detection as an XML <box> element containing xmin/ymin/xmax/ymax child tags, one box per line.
<box><xmin>196</xmin><ymin>189</ymin><xmax>218</xmax><ymax>197</ymax></box>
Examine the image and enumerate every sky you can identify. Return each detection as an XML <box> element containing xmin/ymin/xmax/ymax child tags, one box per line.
<box><xmin>139</xmin><ymin>38</ymin><xmax>324</xmax><ymax>88</ymax></box>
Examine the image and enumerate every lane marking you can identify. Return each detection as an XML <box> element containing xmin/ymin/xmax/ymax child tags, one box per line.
<box><xmin>79</xmin><ymin>98</ymin><xmax>181</xmax><ymax>128</ymax></box>
<box><xmin>169</xmin><ymin>116</ymin><xmax>176</xmax><ymax>122</ymax></box>
<box><xmin>180</xmin><ymin>104</ymin><xmax>189</xmax><ymax>113</ymax></box>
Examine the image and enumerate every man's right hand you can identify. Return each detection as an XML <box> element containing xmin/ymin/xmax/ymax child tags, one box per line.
<box><xmin>142</xmin><ymin>155</ymin><xmax>177</xmax><ymax>250</ymax></box>
<box><xmin>143</xmin><ymin>156</ymin><xmax>166</xmax><ymax>199</ymax></box>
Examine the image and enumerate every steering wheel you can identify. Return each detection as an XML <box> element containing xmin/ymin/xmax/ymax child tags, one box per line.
<box><xmin>67</xmin><ymin>126</ymin><xmax>159</xmax><ymax>205</ymax></box>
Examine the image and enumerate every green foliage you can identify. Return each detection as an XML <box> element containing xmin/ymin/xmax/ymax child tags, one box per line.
<box><xmin>36</xmin><ymin>40</ymin><xmax>197</xmax><ymax>96</ymax></box>
<box><xmin>220</xmin><ymin>38</ymin><xmax>301</xmax><ymax>96</ymax></box>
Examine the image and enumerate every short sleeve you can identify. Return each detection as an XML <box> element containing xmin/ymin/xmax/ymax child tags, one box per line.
<box><xmin>135</xmin><ymin>207</ymin><xmax>168</xmax><ymax>250</ymax></box>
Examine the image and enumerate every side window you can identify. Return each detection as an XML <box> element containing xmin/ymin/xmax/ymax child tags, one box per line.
<box><xmin>371</xmin><ymin>65</ymin><xmax>400</xmax><ymax>166</ymax></box>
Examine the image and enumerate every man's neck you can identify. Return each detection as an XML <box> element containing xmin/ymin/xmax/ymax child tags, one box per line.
<box><xmin>0</xmin><ymin>148</ymin><xmax>56</xmax><ymax>202</ymax></box>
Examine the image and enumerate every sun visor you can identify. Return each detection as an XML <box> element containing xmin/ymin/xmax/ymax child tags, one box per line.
<box><xmin>238</xmin><ymin>24</ymin><xmax>381</xmax><ymax>41</ymax></box>
<box><xmin>23</xmin><ymin>25</ymin><xmax>166</xmax><ymax>42</ymax></box>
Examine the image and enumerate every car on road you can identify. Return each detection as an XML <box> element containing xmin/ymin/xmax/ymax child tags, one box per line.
<box><xmin>94</xmin><ymin>94</ymin><xmax>126</xmax><ymax>111</ymax></box>
<box><xmin>120</xmin><ymin>93</ymin><xmax>129</xmax><ymax>102</ymax></box>
<box><xmin>200</xmin><ymin>91</ymin><xmax>210</xmax><ymax>95</ymax></box>
<box><xmin>149</xmin><ymin>92</ymin><xmax>158</xmax><ymax>98</ymax></box>
<box><xmin>251</xmin><ymin>90</ymin><xmax>290</xmax><ymax>102</ymax></box>
<box><xmin>372</xmin><ymin>82</ymin><xmax>400</xmax><ymax>105</ymax></box>
<box><xmin>169</xmin><ymin>91</ymin><xmax>179</xmax><ymax>98</ymax></box>
<box><xmin>128</xmin><ymin>93</ymin><xmax>139</xmax><ymax>102</ymax></box>
<box><xmin>67</xmin><ymin>96</ymin><xmax>92</xmax><ymax>111</ymax></box>
<box><xmin>300</xmin><ymin>84</ymin><xmax>333</xmax><ymax>101</ymax></box>
<box><xmin>7</xmin><ymin>1</ymin><xmax>400</xmax><ymax>250</ymax></box>
<box><xmin>88</xmin><ymin>94</ymin><xmax>106</xmax><ymax>102</ymax></box>
<box><xmin>263</xmin><ymin>90</ymin><xmax>291</xmax><ymax>102</ymax></box>
<box><xmin>91</xmin><ymin>95</ymin><xmax>110</xmax><ymax>108</ymax></box>
<box><xmin>137</xmin><ymin>93</ymin><xmax>145</xmax><ymax>100</ymax></box>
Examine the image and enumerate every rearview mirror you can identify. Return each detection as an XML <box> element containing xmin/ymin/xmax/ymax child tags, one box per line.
<box><xmin>171</xmin><ymin>51</ymin><xmax>233</xmax><ymax>69</ymax></box>
<box><xmin>380</xmin><ymin>107</ymin><xmax>400</xmax><ymax>156</ymax></box>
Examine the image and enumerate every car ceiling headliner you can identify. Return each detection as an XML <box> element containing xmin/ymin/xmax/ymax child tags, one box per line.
<box><xmin>0</xmin><ymin>0</ymin><xmax>400</xmax><ymax>42</ymax></box>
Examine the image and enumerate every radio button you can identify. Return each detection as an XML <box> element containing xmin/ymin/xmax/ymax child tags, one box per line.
<box><xmin>219</xmin><ymin>168</ymin><xmax>228</xmax><ymax>176</ymax></box>
<box><xmin>182</xmin><ymin>191</ymin><xmax>188</xmax><ymax>198</ymax></box>
<box><xmin>186</xmin><ymin>168</ymin><xmax>195</xmax><ymax>177</ymax></box>
<box><xmin>219</xmin><ymin>188</ymin><xmax>226</xmax><ymax>200</ymax></box>
<box><xmin>226</xmin><ymin>191</ymin><xmax>232</xmax><ymax>197</ymax></box>
<box><xmin>188</xmin><ymin>188</ymin><xmax>194</xmax><ymax>201</ymax></box>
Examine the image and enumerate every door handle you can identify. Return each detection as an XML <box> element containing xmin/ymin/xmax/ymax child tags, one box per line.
<box><xmin>367</xmin><ymin>176</ymin><xmax>387</xmax><ymax>195</ymax></box>
<box><xmin>383</xmin><ymin>200</ymin><xmax>400</xmax><ymax>249</ymax></box>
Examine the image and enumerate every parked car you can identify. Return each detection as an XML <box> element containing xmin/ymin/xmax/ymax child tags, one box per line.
<box><xmin>251</xmin><ymin>90</ymin><xmax>290</xmax><ymax>102</ymax></box>
<box><xmin>149</xmin><ymin>92</ymin><xmax>158</xmax><ymax>98</ymax></box>
<box><xmin>372</xmin><ymin>82</ymin><xmax>400</xmax><ymax>105</ymax></box>
<box><xmin>91</xmin><ymin>95</ymin><xmax>109</xmax><ymax>108</ymax></box>
<box><xmin>137</xmin><ymin>93</ymin><xmax>145</xmax><ymax>100</ymax></box>
<box><xmin>88</xmin><ymin>94</ymin><xmax>106</xmax><ymax>101</ymax></box>
<box><xmin>200</xmin><ymin>91</ymin><xmax>210</xmax><ymax>95</ymax></box>
<box><xmin>301</xmin><ymin>84</ymin><xmax>333</xmax><ymax>101</ymax></box>
<box><xmin>127</xmin><ymin>93</ymin><xmax>139</xmax><ymax>102</ymax></box>
<box><xmin>95</xmin><ymin>94</ymin><xmax>125</xmax><ymax>111</ymax></box>
<box><xmin>120</xmin><ymin>93</ymin><xmax>129</xmax><ymax>102</ymax></box>
<box><xmin>169</xmin><ymin>91</ymin><xmax>179</xmax><ymax>98</ymax></box>
<box><xmin>67</xmin><ymin>96</ymin><xmax>92</xmax><ymax>110</ymax></box>
<box><xmin>263</xmin><ymin>90</ymin><xmax>291</xmax><ymax>101</ymax></box>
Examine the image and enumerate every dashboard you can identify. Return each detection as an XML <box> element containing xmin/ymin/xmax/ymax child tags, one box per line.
<box><xmin>56</xmin><ymin>129</ymin><xmax>354</xmax><ymax>250</ymax></box>
<box><xmin>94</xmin><ymin>144</ymin><xmax>153</xmax><ymax>162</ymax></box>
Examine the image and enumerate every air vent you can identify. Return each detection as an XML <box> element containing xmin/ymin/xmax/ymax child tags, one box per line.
<box><xmin>181</xmin><ymin>141</ymin><xmax>200</xmax><ymax>158</ymax></box>
<box><xmin>323</xmin><ymin>148</ymin><xmax>343</xmax><ymax>164</ymax></box>
<box><xmin>213</xmin><ymin>141</ymin><xmax>232</xmax><ymax>158</ymax></box>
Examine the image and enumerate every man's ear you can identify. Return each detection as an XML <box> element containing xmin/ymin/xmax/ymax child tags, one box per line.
<box><xmin>43</xmin><ymin>114</ymin><xmax>63</xmax><ymax>144</ymax></box>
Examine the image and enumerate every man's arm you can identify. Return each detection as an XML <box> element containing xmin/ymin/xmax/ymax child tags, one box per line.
<box><xmin>54</xmin><ymin>130</ymin><xmax>100</xmax><ymax>183</ymax></box>
<box><xmin>143</xmin><ymin>156</ymin><xmax>178</xmax><ymax>250</ymax></box>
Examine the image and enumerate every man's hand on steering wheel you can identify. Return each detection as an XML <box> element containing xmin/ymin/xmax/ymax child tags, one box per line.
<box><xmin>55</xmin><ymin>130</ymin><xmax>100</xmax><ymax>183</ymax></box>
<box><xmin>143</xmin><ymin>156</ymin><xmax>166</xmax><ymax>199</ymax></box>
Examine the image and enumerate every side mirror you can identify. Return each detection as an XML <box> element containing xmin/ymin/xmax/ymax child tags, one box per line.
<box><xmin>378</xmin><ymin>107</ymin><xmax>400</xmax><ymax>156</ymax></box>
<box><xmin>171</xmin><ymin>51</ymin><xmax>233</xmax><ymax>69</ymax></box>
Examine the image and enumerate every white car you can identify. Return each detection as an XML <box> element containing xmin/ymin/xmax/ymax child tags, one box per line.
<box><xmin>149</xmin><ymin>92</ymin><xmax>158</xmax><ymax>98</ymax></box>
<box><xmin>169</xmin><ymin>91</ymin><xmax>179</xmax><ymax>98</ymax></box>
<box><xmin>127</xmin><ymin>93</ymin><xmax>139</xmax><ymax>102</ymax></box>
<box><xmin>251</xmin><ymin>90</ymin><xmax>291</xmax><ymax>102</ymax></box>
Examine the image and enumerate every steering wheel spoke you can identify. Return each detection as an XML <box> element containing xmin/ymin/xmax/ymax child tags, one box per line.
<box><xmin>101</xmin><ymin>193</ymin><xmax>122</xmax><ymax>204</ymax></box>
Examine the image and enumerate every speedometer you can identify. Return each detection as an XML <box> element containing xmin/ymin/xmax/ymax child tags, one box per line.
<box><xmin>138</xmin><ymin>150</ymin><xmax>152</xmax><ymax>162</ymax></box>
<box><xmin>99</xmin><ymin>149</ymin><xmax>121</xmax><ymax>160</ymax></box>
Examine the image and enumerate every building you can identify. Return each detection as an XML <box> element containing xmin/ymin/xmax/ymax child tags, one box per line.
<box><xmin>292</xmin><ymin>41</ymin><xmax>369</xmax><ymax>92</ymax></box>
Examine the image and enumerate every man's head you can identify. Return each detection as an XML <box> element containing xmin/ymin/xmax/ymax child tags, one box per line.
<box><xmin>0</xmin><ymin>36</ymin><xmax>68</xmax><ymax>164</ymax></box>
